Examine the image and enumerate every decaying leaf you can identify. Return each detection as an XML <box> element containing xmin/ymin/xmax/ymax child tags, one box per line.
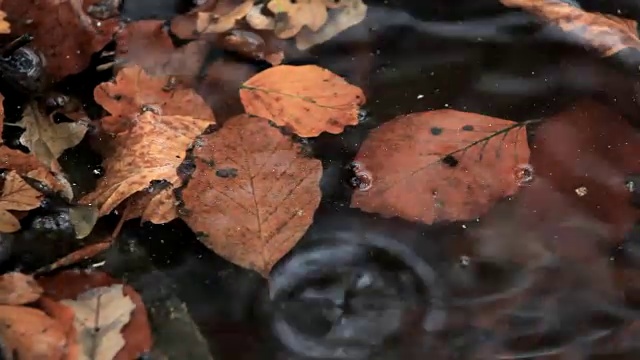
<box><xmin>124</xmin><ymin>188</ymin><xmax>177</xmax><ymax>224</ymax></box>
<box><xmin>80</xmin><ymin>111</ymin><xmax>212</xmax><ymax>219</ymax></box>
<box><xmin>39</xmin><ymin>270</ymin><xmax>152</xmax><ymax>360</ymax></box>
<box><xmin>0</xmin><ymin>0</ymin><xmax>121</xmax><ymax>80</ymax></box>
<box><xmin>36</xmin><ymin>241</ymin><xmax>111</xmax><ymax>275</ymax></box>
<box><xmin>295</xmin><ymin>0</ymin><xmax>367</xmax><ymax>50</ymax></box>
<box><xmin>0</xmin><ymin>305</ymin><xmax>69</xmax><ymax>359</ymax></box>
<box><xmin>0</xmin><ymin>10</ymin><xmax>10</xmax><ymax>33</ymax></box>
<box><xmin>240</xmin><ymin>64</ymin><xmax>365</xmax><ymax>137</ymax></box>
<box><xmin>94</xmin><ymin>65</ymin><xmax>215</xmax><ymax>133</ymax></box>
<box><xmin>197</xmin><ymin>0</ymin><xmax>254</xmax><ymax>34</ymax></box>
<box><xmin>350</xmin><ymin>110</ymin><xmax>530</xmax><ymax>224</ymax></box>
<box><xmin>25</xmin><ymin>167</ymin><xmax>74</xmax><ymax>201</ymax></box>
<box><xmin>61</xmin><ymin>284</ymin><xmax>135</xmax><ymax>360</ymax></box>
<box><xmin>69</xmin><ymin>204</ymin><xmax>99</xmax><ymax>239</ymax></box>
<box><xmin>179</xmin><ymin>114</ymin><xmax>322</xmax><ymax>276</ymax></box>
<box><xmin>0</xmin><ymin>171</ymin><xmax>43</xmax><ymax>233</ymax></box>
<box><xmin>18</xmin><ymin>103</ymin><xmax>88</xmax><ymax>172</ymax></box>
<box><xmin>0</xmin><ymin>272</ymin><xmax>42</xmax><ymax>305</ymax></box>
<box><xmin>500</xmin><ymin>0</ymin><xmax>640</xmax><ymax>57</ymax></box>
<box><xmin>115</xmin><ymin>20</ymin><xmax>210</xmax><ymax>82</ymax></box>
<box><xmin>267</xmin><ymin>0</ymin><xmax>330</xmax><ymax>38</ymax></box>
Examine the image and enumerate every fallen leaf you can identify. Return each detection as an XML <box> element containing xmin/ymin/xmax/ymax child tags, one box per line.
<box><xmin>18</xmin><ymin>103</ymin><xmax>88</xmax><ymax>171</ymax></box>
<box><xmin>179</xmin><ymin>114</ymin><xmax>322</xmax><ymax>276</ymax></box>
<box><xmin>94</xmin><ymin>65</ymin><xmax>215</xmax><ymax>133</ymax></box>
<box><xmin>0</xmin><ymin>272</ymin><xmax>42</xmax><ymax>305</ymax></box>
<box><xmin>240</xmin><ymin>64</ymin><xmax>365</xmax><ymax>137</ymax></box>
<box><xmin>0</xmin><ymin>0</ymin><xmax>121</xmax><ymax>80</ymax></box>
<box><xmin>115</xmin><ymin>20</ymin><xmax>210</xmax><ymax>82</ymax></box>
<box><xmin>295</xmin><ymin>0</ymin><xmax>367</xmax><ymax>50</ymax></box>
<box><xmin>80</xmin><ymin>111</ymin><xmax>212</xmax><ymax>218</ymax></box>
<box><xmin>171</xmin><ymin>0</ymin><xmax>253</xmax><ymax>39</ymax></box>
<box><xmin>25</xmin><ymin>167</ymin><xmax>74</xmax><ymax>200</ymax></box>
<box><xmin>124</xmin><ymin>187</ymin><xmax>177</xmax><ymax>224</ymax></box>
<box><xmin>500</xmin><ymin>0</ymin><xmax>640</xmax><ymax>57</ymax></box>
<box><xmin>39</xmin><ymin>270</ymin><xmax>152</xmax><ymax>360</ymax></box>
<box><xmin>69</xmin><ymin>204</ymin><xmax>99</xmax><ymax>238</ymax></box>
<box><xmin>350</xmin><ymin>110</ymin><xmax>531</xmax><ymax>224</ymax></box>
<box><xmin>267</xmin><ymin>0</ymin><xmax>329</xmax><ymax>38</ymax></box>
<box><xmin>0</xmin><ymin>305</ymin><xmax>69</xmax><ymax>359</ymax></box>
<box><xmin>35</xmin><ymin>241</ymin><xmax>111</xmax><ymax>275</ymax></box>
<box><xmin>0</xmin><ymin>171</ymin><xmax>43</xmax><ymax>233</ymax></box>
<box><xmin>61</xmin><ymin>284</ymin><xmax>135</xmax><ymax>360</ymax></box>
<box><xmin>0</xmin><ymin>10</ymin><xmax>10</xmax><ymax>33</ymax></box>
<box><xmin>39</xmin><ymin>297</ymin><xmax>80</xmax><ymax>360</ymax></box>
<box><xmin>221</xmin><ymin>29</ymin><xmax>285</xmax><ymax>65</ymax></box>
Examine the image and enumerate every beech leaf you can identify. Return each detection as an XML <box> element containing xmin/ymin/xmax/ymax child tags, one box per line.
<box><xmin>80</xmin><ymin>111</ymin><xmax>212</xmax><ymax>220</ymax></box>
<box><xmin>350</xmin><ymin>110</ymin><xmax>531</xmax><ymax>224</ymax></box>
<box><xmin>295</xmin><ymin>0</ymin><xmax>368</xmax><ymax>50</ymax></box>
<box><xmin>179</xmin><ymin>114</ymin><xmax>322</xmax><ymax>276</ymax></box>
<box><xmin>0</xmin><ymin>171</ymin><xmax>43</xmax><ymax>233</ymax></box>
<box><xmin>500</xmin><ymin>0</ymin><xmax>640</xmax><ymax>57</ymax></box>
<box><xmin>0</xmin><ymin>272</ymin><xmax>42</xmax><ymax>305</ymax></box>
<box><xmin>0</xmin><ymin>305</ymin><xmax>68</xmax><ymax>359</ymax></box>
<box><xmin>94</xmin><ymin>65</ymin><xmax>215</xmax><ymax>134</ymax></box>
<box><xmin>18</xmin><ymin>103</ymin><xmax>88</xmax><ymax>171</ymax></box>
<box><xmin>240</xmin><ymin>65</ymin><xmax>365</xmax><ymax>137</ymax></box>
<box><xmin>61</xmin><ymin>284</ymin><xmax>136</xmax><ymax>360</ymax></box>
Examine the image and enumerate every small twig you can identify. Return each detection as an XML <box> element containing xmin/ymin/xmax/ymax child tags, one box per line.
<box><xmin>1</xmin><ymin>34</ymin><xmax>34</xmax><ymax>57</ymax></box>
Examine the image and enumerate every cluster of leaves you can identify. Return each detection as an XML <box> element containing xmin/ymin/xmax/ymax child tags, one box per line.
<box><xmin>0</xmin><ymin>0</ymin><xmax>637</xmax><ymax>357</ymax></box>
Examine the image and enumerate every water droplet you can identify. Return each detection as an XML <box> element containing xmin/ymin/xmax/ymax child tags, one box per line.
<box><xmin>513</xmin><ymin>164</ymin><xmax>534</xmax><ymax>186</ymax></box>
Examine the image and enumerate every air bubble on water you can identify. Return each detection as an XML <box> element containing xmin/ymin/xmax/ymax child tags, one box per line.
<box><xmin>514</xmin><ymin>163</ymin><xmax>534</xmax><ymax>186</ymax></box>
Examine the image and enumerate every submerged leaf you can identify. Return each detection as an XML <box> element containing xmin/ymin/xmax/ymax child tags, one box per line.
<box><xmin>0</xmin><ymin>272</ymin><xmax>42</xmax><ymax>305</ymax></box>
<box><xmin>179</xmin><ymin>114</ymin><xmax>322</xmax><ymax>276</ymax></box>
<box><xmin>0</xmin><ymin>171</ymin><xmax>43</xmax><ymax>233</ymax></box>
<box><xmin>350</xmin><ymin>110</ymin><xmax>530</xmax><ymax>224</ymax></box>
<box><xmin>0</xmin><ymin>305</ymin><xmax>68</xmax><ymax>359</ymax></box>
<box><xmin>240</xmin><ymin>65</ymin><xmax>365</xmax><ymax>137</ymax></box>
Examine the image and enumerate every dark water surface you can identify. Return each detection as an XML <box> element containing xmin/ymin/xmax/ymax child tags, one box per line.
<box><xmin>8</xmin><ymin>0</ymin><xmax>640</xmax><ymax>359</ymax></box>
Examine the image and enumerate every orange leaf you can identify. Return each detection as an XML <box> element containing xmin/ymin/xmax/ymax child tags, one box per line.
<box><xmin>350</xmin><ymin>110</ymin><xmax>530</xmax><ymax>224</ymax></box>
<box><xmin>179</xmin><ymin>114</ymin><xmax>322</xmax><ymax>276</ymax></box>
<box><xmin>94</xmin><ymin>65</ymin><xmax>215</xmax><ymax>133</ymax></box>
<box><xmin>500</xmin><ymin>0</ymin><xmax>640</xmax><ymax>57</ymax></box>
<box><xmin>39</xmin><ymin>270</ymin><xmax>152</xmax><ymax>360</ymax></box>
<box><xmin>0</xmin><ymin>171</ymin><xmax>43</xmax><ymax>233</ymax></box>
<box><xmin>1</xmin><ymin>0</ymin><xmax>120</xmax><ymax>80</ymax></box>
<box><xmin>0</xmin><ymin>272</ymin><xmax>42</xmax><ymax>305</ymax></box>
<box><xmin>80</xmin><ymin>111</ymin><xmax>212</xmax><ymax>220</ymax></box>
<box><xmin>240</xmin><ymin>65</ymin><xmax>365</xmax><ymax>137</ymax></box>
<box><xmin>0</xmin><ymin>305</ymin><xmax>69</xmax><ymax>359</ymax></box>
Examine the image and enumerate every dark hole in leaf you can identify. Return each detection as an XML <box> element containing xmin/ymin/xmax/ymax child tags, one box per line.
<box><xmin>215</xmin><ymin>168</ymin><xmax>238</xmax><ymax>178</ymax></box>
<box><xmin>442</xmin><ymin>155</ymin><xmax>459</xmax><ymax>167</ymax></box>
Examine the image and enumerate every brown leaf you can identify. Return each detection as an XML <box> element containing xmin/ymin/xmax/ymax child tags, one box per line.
<box><xmin>39</xmin><ymin>270</ymin><xmax>152</xmax><ymax>360</ymax></box>
<box><xmin>0</xmin><ymin>305</ymin><xmax>69</xmax><ymax>359</ymax></box>
<box><xmin>0</xmin><ymin>272</ymin><xmax>42</xmax><ymax>305</ymax></box>
<box><xmin>25</xmin><ymin>167</ymin><xmax>75</xmax><ymax>201</ymax></box>
<box><xmin>500</xmin><ymin>0</ymin><xmax>640</xmax><ymax>57</ymax></box>
<box><xmin>179</xmin><ymin>114</ymin><xmax>322</xmax><ymax>276</ymax></box>
<box><xmin>80</xmin><ymin>111</ymin><xmax>212</xmax><ymax>219</ymax></box>
<box><xmin>36</xmin><ymin>241</ymin><xmax>111</xmax><ymax>275</ymax></box>
<box><xmin>295</xmin><ymin>0</ymin><xmax>367</xmax><ymax>50</ymax></box>
<box><xmin>0</xmin><ymin>10</ymin><xmax>10</xmax><ymax>33</ymax></box>
<box><xmin>0</xmin><ymin>0</ymin><xmax>120</xmax><ymax>80</ymax></box>
<box><xmin>267</xmin><ymin>0</ymin><xmax>329</xmax><ymax>38</ymax></box>
<box><xmin>94</xmin><ymin>65</ymin><xmax>215</xmax><ymax>133</ymax></box>
<box><xmin>124</xmin><ymin>188</ymin><xmax>177</xmax><ymax>224</ymax></box>
<box><xmin>0</xmin><ymin>171</ymin><xmax>43</xmax><ymax>233</ymax></box>
<box><xmin>18</xmin><ymin>103</ymin><xmax>88</xmax><ymax>171</ymax></box>
<box><xmin>221</xmin><ymin>29</ymin><xmax>285</xmax><ymax>66</ymax></box>
<box><xmin>39</xmin><ymin>297</ymin><xmax>80</xmax><ymax>360</ymax></box>
<box><xmin>115</xmin><ymin>20</ymin><xmax>210</xmax><ymax>82</ymax></box>
<box><xmin>171</xmin><ymin>0</ymin><xmax>253</xmax><ymax>38</ymax></box>
<box><xmin>350</xmin><ymin>110</ymin><xmax>530</xmax><ymax>224</ymax></box>
<box><xmin>240</xmin><ymin>64</ymin><xmax>365</xmax><ymax>137</ymax></box>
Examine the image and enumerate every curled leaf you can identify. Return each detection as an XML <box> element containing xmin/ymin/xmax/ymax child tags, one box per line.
<box><xmin>179</xmin><ymin>114</ymin><xmax>322</xmax><ymax>276</ymax></box>
<box><xmin>350</xmin><ymin>110</ymin><xmax>531</xmax><ymax>224</ymax></box>
<box><xmin>240</xmin><ymin>65</ymin><xmax>365</xmax><ymax>137</ymax></box>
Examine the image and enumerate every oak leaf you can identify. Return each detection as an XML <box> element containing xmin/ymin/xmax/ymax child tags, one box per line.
<box><xmin>500</xmin><ymin>0</ymin><xmax>640</xmax><ymax>57</ymax></box>
<box><xmin>350</xmin><ymin>110</ymin><xmax>530</xmax><ymax>224</ymax></box>
<box><xmin>80</xmin><ymin>111</ymin><xmax>212</xmax><ymax>220</ymax></box>
<box><xmin>39</xmin><ymin>270</ymin><xmax>152</xmax><ymax>360</ymax></box>
<box><xmin>240</xmin><ymin>64</ymin><xmax>365</xmax><ymax>137</ymax></box>
<box><xmin>0</xmin><ymin>272</ymin><xmax>42</xmax><ymax>305</ymax></box>
<box><xmin>179</xmin><ymin>114</ymin><xmax>322</xmax><ymax>276</ymax></box>
<box><xmin>94</xmin><ymin>65</ymin><xmax>215</xmax><ymax>133</ymax></box>
<box><xmin>61</xmin><ymin>284</ymin><xmax>135</xmax><ymax>360</ymax></box>
<box><xmin>18</xmin><ymin>103</ymin><xmax>88</xmax><ymax>172</ymax></box>
<box><xmin>0</xmin><ymin>171</ymin><xmax>43</xmax><ymax>233</ymax></box>
<box><xmin>0</xmin><ymin>305</ymin><xmax>69</xmax><ymax>359</ymax></box>
<box><xmin>0</xmin><ymin>0</ymin><xmax>121</xmax><ymax>80</ymax></box>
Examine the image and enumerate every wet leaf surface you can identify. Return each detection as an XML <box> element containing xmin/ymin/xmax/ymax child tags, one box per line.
<box><xmin>0</xmin><ymin>272</ymin><xmax>42</xmax><ymax>305</ymax></box>
<box><xmin>240</xmin><ymin>65</ymin><xmax>365</xmax><ymax>137</ymax></box>
<box><xmin>350</xmin><ymin>110</ymin><xmax>530</xmax><ymax>224</ymax></box>
<box><xmin>0</xmin><ymin>171</ymin><xmax>43</xmax><ymax>233</ymax></box>
<box><xmin>0</xmin><ymin>305</ymin><xmax>69</xmax><ymax>359</ymax></box>
<box><xmin>179</xmin><ymin>114</ymin><xmax>322</xmax><ymax>276</ymax></box>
